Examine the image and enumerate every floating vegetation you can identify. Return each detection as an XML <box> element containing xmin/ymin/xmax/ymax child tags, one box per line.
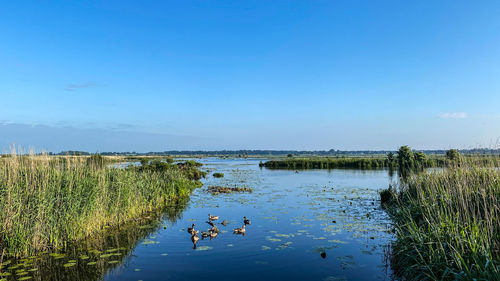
<box><xmin>49</xmin><ymin>253</ymin><xmax>67</xmax><ymax>260</ymax></box>
<box><xmin>265</xmin><ymin>236</ymin><xmax>281</xmax><ymax>242</ymax></box>
<box><xmin>63</xmin><ymin>262</ymin><xmax>76</xmax><ymax>268</ymax></box>
<box><xmin>207</xmin><ymin>186</ymin><xmax>253</xmax><ymax>194</ymax></box>
<box><xmin>276</xmin><ymin>242</ymin><xmax>293</xmax><ymax>250</ymax></box>
<box><xmin>195</xmin><ymin>246</ymin><xmax>213</xmax><ymax>251</ymax></box>
<box><xmin>328</xmin><ymin>240</ymin><xmax>348</xmax><ymax>244</ymax></box>
<box><xmin>261</xmin><ymin>246</ymin><xmax>271</xmax><ymax>251</ymax></box>
<box><xmin>141</xmin><ymin>240</ymin><xmax>159</xmax><ymax>245</ymax></box>
<box><xmin>212</xmin><ymin>172</ymin><xmax>224</xmax><ymax>178</ymax></box>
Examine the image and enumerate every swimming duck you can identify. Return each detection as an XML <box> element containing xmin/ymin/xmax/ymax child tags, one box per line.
<box><xmin>206</xmin><ymin>221</ymin><xmax>219</xmax><ymax>233</ymax></box>
<box><xmin>187</xmin><ymin>223</ymin><xmax>196</xmax><ymax>234</ymax></box>
<box><xmin>201</xmin><ymin>231</ymin><xmax>211</xmax><ymax>238</ymax></box>
<box><xmin>221</xmin><ymin>219</ymin><xmax>229</xmax><ymax>226</ymax></box>
<box><xmin>243</xmin><ymin>216</ymin><xmax>251</xmax><ymax>225</ymax></box>
<box><xmin>210</xmin><ymin>231</ymin><xmax>218</xmax><ymax>238</ymax></box>
<box><xmin>208</xmin><ymin>214</ymin><xmax>219</xmax><ymax>220</ymax></box>
<box><xmin>191</xmin><ymin>233</ymin><xmax>199</xmax><ymax>243</ymax></box>
<box><xmin>233</xmin><ymin>224</ymin><xmax>246</xmax><ymax>234</ymax></box>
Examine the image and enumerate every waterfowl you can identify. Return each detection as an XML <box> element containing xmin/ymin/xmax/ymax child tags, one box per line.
<box><xmin>191</xmin><ymin>233</ymin><xmax>199</xmax><ymax>243</ymax></box>
<box><xmin>187</xmin><ymin>223</ymin><xmax>196</xmax><ymax>234</ymax></box>
<box><xmin>233</xmin><ymin>224</ymin><xmax>246</xmax><ymax>234</ymax></box>
<box><xmin>243</xmin><ymin>216</ymin><xmax>251</xmax><ymax>225</ymax></box>
<box><xmin>221</xmin><ymin>219</ymin><xmax>229</xmax><ymax>226</ymax></box>
<box><xmin>201</xmin><ymin>231</ymin><xmax>211</xmax><ymax>238</ymax></box>
<box><xmin>211</xmin><ymin>225</ymin><xmax>219</xmax><ymax>233</ymax></box>
<box><xmin>208</xmin><ymin>214</ymin><xmax>219</xmax><ymax>220</ymax></box>
<box><xmin>209</xmin><ymin>231</ymin><xmax>218</xmax><ymax>238</ymax></box>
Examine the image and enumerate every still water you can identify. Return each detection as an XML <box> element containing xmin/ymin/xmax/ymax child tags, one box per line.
<box><xmin>3</xmin><ymin>158</ymin><xmax>398</xmax><ymax>281</ymax></box>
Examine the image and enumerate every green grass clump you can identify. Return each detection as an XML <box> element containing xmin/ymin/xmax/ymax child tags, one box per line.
<box><xmin>212</xmin><ymin>172</ymin><xmax>224</xmax><ymax>178</ymax></box>
<box><xmin>262</xmin><ymin>157</ymin><xmax>401</xmax><ymax>169</ymax></box>
<box><xmin>0</xmin><ymin>154</ymin><xmax>202</xmax><ymax>257</ymax></box>
<box><xmin>382</xmin><ymin>161</ymin><xmax>500</xmax><ymax>280</ymax></box>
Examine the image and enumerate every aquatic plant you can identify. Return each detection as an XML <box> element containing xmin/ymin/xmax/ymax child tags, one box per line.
<box><xmin>381</xmin><ymin>160</ymin><xmax>500</xmax><ymax>280</ymax></box>
<box><xmin>207</xmin><ymin>185</ymin><xmax>252</xmax><ymax>194</ymax></box>
<box><xmin>0</xmin><ymin>152</ymin><xmax>202</xmax><ymax>257</ymax></box>
<box><xmin>212</xmin><ymin>172</ymin><xmax>224</xmax><ymax>178</ymax></box>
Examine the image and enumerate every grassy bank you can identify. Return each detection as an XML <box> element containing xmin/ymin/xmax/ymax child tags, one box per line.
<box><xmin>381</xmin><ymin>162</ymin><xmax>500</xmax><ymax>280</ymax></box>
<box><xmin>260</xmin><ymin>156</ymin><xmax>446</xmax><ymax>169</ymax></box>
<box><xmin>0</xmin><ymin>154</ymin><xmax>203</xmax><ymax>257</ymax></box>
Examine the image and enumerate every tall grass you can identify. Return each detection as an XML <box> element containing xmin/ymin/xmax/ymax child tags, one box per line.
<box><xmin>382</xmin><ymin>159</ymin><xmax>500</xmax><ymax>280</ymax></box>
<box><xmin>0</xmin><ymin>153</ymin><xmax>202</xmax><ymax>257</ymax></box>
<box><xmin>261</xmin><ymin>157</ymin><xmax>447</xmax><ymax>170</ymax></box>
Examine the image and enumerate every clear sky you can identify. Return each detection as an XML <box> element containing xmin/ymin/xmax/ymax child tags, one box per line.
<box><xmin>1</xmin><ymin>1</ymin><xmax>500</xmax><ymax>152</ymax></box>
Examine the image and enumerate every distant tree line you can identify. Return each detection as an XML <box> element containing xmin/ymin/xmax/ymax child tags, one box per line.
<box><xmin>32</xmin><ymin>148</ymin><xmax>500</xmax><ymax>157</ymax></box>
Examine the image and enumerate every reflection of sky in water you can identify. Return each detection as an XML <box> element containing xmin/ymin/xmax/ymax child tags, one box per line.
<box><xmin>3</xmin><ymin>158</ymin><xmax>396</xmax><ymax>281</ymax></box>
<box><xmin>103</xmin><ymin>158</ymin><xmax>397</xmax><ymax>281</ymax></box>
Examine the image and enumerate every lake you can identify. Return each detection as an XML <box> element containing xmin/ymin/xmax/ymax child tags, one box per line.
<box><xmin>6</xmin><ymin>158</ymin><xmax>398</xmax><ymax>281</ymax></box>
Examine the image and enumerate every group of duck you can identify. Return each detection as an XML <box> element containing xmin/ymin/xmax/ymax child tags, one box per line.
<box><xmin>188</xmin><ymin>214</ymin><xmax>251</xmax><ymax>246</ymax></box>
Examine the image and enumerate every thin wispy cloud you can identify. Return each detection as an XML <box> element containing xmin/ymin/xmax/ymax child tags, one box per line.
<box><xmin>439</xmin><ymin>112</ymin><xmax>467</xmax><ymax>119</ymax></box>
<box><xmin>64</xmin><ymin>82</ymin><xmax>99</xmax><ymax>91</ymax></box>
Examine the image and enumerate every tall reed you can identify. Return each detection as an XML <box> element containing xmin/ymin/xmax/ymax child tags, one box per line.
<box><xmin>383</xmin><ymin>159</ymin><xmax>500</xmax><ymax>280</ymax></box>
<box><xmin>0</xmin><ymin>153</ymin><xmax>201</xmax><ymax>257</ymax></box>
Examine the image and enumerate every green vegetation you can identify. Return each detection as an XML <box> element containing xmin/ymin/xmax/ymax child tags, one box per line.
<box><xmin>261</xmin><ymin>154</ymin><xmax>446</xmax><ymax>170</ymax></box>
<box><xmin>261</xmin><ymin>157</ymin><xmax>391</xmax><ymax>169</ymax></box>
<box><xmin>212</xmin><ymin>172</ymin><xmax>224</xmax><ymax>178</ymax></box>
<box><xmin>207</xmin><ymin>185</ymin><xmax>252</xmax><ymax>194</ymax></box>
<box><xmin>0</xmin><ymin>153</ymin><xmax>203</xmax><ymax>257</ymax></box>
<box><xmin>261</xmin><ymin>147</ymin><xmax>498</xmax><ymax>172</ymax></box>
<box><xmin>381</xmin><ymin>159</ymin><xmax>500</xmax><ymax>280</ymax></box>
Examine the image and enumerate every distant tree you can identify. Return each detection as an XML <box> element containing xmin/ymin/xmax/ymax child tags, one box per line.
<box><xmin>414</xmin><ymin>151</ymin><xmax>427</xmax><ymax>168</ymax></box>
<box><xmin>387</xmin><ymin>152</ymin><xmax>395</xmax><ymax>168</ymax></box>
<box><xmin>287</xmin><ymin>154</ymin><xmax>293</xmax><ymax>158</ymax></box>
<box><xmin>446</xmin><ymin>149</ymin><xmax>460</xmax><ymax>161</ymax></box>
<box><xmin>397</xmin><ymin>146</ymin><xmax>414</xmax><ymax>178</ymax></box>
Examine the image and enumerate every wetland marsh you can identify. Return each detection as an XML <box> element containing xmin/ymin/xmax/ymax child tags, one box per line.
<box><xmin>1</xmin><ymin>157</ymin><xmax>398</xmax><ymax>281</ymax></box>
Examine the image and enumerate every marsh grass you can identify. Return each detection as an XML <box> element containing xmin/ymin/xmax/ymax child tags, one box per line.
<box><xmin>261</xmin><ymin>157</ymin><xmax>443</xmax><ymax>170</ymax></box>
<box><xmin>383</xmin><ymin>158</ymin><xmax>500</xmax><ymax>280</ymax></box>
<box><xmin>0</xmin><ymin>152</ymin><xmax>201</xmax><ymax>257</ymax></box>
<box><xmin>262</xmin><ymin>155</ymin><xmax>499</xmax><ymax>170</ymax></box>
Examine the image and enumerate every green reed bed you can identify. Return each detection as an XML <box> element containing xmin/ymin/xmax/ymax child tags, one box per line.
<box><xmin>382</xmin><ymin>163</ymin><xmax>500</xmax><ymax>280</ymax></box>
<box><xmin>0</xmin><ymin>154</ymin><xmax>202</xmax><ymax>258</ymax></box>
<box><xmin>261</xmin><ymin>156</ymin><xmax>447</xmax><ymax>169</ymax></box>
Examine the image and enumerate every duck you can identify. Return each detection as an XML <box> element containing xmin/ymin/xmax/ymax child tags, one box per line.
<box><xmin>208</xmin><ymin>214</ymin><xmax>219</xmax><ymax>220</ymax></box>
<box><xmin>206</xmin><ymin>221</ymin><xmax>219</xmax><ymax>233</ymax></box>
<box><xmin>187</xmin><ymin>223</ymin><xmax>196</xmax><ymax>234</ymax></box>
<box><xmin>191</xmin><ymin>233</ymin><xmax>199</xmax><ymax>243</ymax></box>
<box><xmin>209</xmin><ymin>231</ymin><xmax>218</xmax><ymax>238</ymax></box>
<box><xmin>201</xmin><ymin>231</ymin><xmax>211</xmax><ymax>238</ymax></box>
<box><xmin>243</xmin><ymin>216</ymin><xmax>251</xmax><ymax>225</ymax></box>
<box><xmin>221</xmin><ymin>219</ymin><xmax>229</xmax><ymax>226</ymax></box>
<box><xmin>233</xmin><ymin>224</ymin><xmax>246</xmax><ymax>234</ymax></box>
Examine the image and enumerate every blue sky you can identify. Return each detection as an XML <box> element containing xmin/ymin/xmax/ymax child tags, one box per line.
<box><xmin>1</xmin><ymin>1</ymin><xmax>500</xmax><ymax>152</ymax></box>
